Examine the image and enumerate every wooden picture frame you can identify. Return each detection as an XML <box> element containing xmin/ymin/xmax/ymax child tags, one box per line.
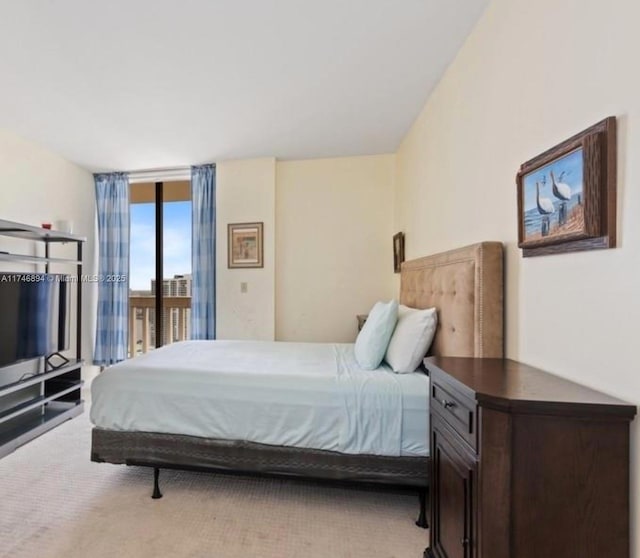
<box><xmin>228</xmin><ymin>222</ymin><xmax>264</xmax><ymax>268</ymax></box>
<box><xmin>393</xmin><ymin>232</ymin><xmax>405</xmax><ymax>273</ymax></box>
<box><xmin>516</xmin><ymin>117</ymin><xmax>616</xmax><ymax>257</ymax></box>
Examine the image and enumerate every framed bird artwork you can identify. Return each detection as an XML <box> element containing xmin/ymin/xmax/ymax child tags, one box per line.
<box><xmin>516</xmin><ymin>117</ymin><xmax>617</xmax><ymax>257</ymax></box>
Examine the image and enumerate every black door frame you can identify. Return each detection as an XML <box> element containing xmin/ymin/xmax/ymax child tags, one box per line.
<box><xmin>154</xmin><ymin>181</ymin><xmax>164</xmax><ymax>348</ymax></box>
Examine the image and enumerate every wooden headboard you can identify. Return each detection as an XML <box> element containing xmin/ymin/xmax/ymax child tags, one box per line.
<box><xmin>400</xmin><ymin>242</ymin><xmax>503</xmax><ymax>358</ymax></box>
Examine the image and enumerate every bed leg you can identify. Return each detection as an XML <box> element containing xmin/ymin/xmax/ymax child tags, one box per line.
<box><xmin>416</xmin><ymin>489</ymin><xmax>428</xmax><ymax>529</ymax></box>
<box><xmin>152</xmin><ymin>467</ymin><xmax>163</xmax><ymax>499</ymax></box>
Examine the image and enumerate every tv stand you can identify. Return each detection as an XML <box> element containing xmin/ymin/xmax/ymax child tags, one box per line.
<box><xmin>0</xmin><ymin>218</ymin><xmax>85</xmax><ymax>459</ymax></box>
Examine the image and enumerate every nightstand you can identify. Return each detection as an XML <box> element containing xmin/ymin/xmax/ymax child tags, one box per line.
<box><xmin>356</xmin><ymin>314</ymin><xmax>368</xmax><ymax>332</ymax></box>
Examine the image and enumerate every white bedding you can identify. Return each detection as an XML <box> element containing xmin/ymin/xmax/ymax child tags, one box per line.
<box><xmin>90</xmin><ymin>340</ymin><xmax>429</xmax><ymax>457</ymax></box>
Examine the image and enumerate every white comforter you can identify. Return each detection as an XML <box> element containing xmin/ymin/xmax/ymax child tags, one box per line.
<box><xmin>90</xmin><ymin>340</ymin><xmax>429</xmax><ymax>457</ymax></box>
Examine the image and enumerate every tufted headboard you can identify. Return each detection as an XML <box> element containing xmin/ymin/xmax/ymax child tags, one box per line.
<box><xmin>400</xmin><ymin>242</ymin><xmax>504</xmax><ymax>358</ymax></box>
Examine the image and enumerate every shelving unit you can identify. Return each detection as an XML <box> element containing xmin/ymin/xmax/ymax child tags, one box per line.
<box><xmin>0</xmin><ymin>218</ymin><xmax>86</xmax><ymax>459</ymax></box>
<box><xmin>0</xmin><ymin>252</ymin><xmax>83</xmax><ymax>265</ymax></box>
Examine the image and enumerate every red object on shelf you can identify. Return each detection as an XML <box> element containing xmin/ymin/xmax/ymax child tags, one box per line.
<box><xmin>41</xmin><ymin>223</ymin><xmax>52</xmax><ymax>229</ymax></box>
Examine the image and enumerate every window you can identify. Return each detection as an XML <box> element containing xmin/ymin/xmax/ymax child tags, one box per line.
<box><xmin>129</xmin><ymin>181</ymin><xmax>191</xmax><ymax>356</ymax></box>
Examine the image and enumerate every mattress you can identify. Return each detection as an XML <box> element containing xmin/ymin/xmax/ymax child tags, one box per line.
<box><xmin>90</xmin><ymin>340</ymin><xmax>429</xmax><ymax>457</ymax></box>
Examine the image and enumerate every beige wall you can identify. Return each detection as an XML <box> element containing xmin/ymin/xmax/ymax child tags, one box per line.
<box><xmin>0</xmin><ymin>129</ymin><xmax>96</xmax><ymax>371</ymax></box>
<box><xmin>394</xmin><ymin>0</ymin><xmax>640</xmax><ymax>553</ymax></box>
<box><xmin>216</xmin><ymin>158</ymin><xmax>276</xmax><ymax>340</ymax></box>
<box><xmin>276</xmin><ymin>155</ymin><xmax>395</xmax><ymax>342</ymax></box>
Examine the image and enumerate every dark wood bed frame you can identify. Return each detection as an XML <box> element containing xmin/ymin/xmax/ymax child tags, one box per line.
<box><xmin>91</xmin><ymin>242</ymin><xmax>504</xmax><ymax>527</ymax></box>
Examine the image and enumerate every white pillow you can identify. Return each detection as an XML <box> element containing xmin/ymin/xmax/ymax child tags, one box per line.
<box><xmin>385</xmin><ymin>305</ymin><xmax>438</xmax><ymax>373</ymax></box>
<box><xmin>354</xmin><ymin>300</ymin><xmax>399</xmax><ymax>370</ymax></box>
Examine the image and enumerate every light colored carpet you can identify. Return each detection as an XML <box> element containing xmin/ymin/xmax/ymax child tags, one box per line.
<box><xmin>0</xmin><ymin>407</ymin><xmax>427</xmax><ymax>557</ymax></box>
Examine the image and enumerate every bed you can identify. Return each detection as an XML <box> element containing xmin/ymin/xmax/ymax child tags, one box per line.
<box><xmin>90</xmin><ymin>241</ymin><xmax>503</xmax><ymax>522</ymax></box>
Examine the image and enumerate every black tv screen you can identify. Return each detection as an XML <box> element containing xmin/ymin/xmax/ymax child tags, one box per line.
<box><xmin>0</xmin><ymin>274</ymin><xmax>70</xmax><ymax>368</ymax></box>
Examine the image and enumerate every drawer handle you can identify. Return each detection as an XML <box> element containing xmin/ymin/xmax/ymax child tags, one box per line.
<box><xmin>441</xmin><ymin>399</ymin><xmax>457</xmax><ymax>410</ymax></box>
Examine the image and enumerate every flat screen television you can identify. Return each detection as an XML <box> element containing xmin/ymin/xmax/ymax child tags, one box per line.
<box><xmin>0</xmin><ymin>273</ymin><xmax>70</xmax><ymax>368</ymax></box>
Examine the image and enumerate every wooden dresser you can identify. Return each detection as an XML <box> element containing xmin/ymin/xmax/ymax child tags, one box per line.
<box><xmin>424</xmin><ymin>357</ymin><xmax>636</xmax><ymax>558</ymax></box>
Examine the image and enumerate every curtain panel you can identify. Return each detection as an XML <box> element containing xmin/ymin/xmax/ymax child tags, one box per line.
<box><xmin>191</xmin><ymin>164</ymin><xmax>216</xmax><ymax>339</ymax></box>
<box><xmin>93</xmin><ymin>172</ymin><xmax>130</xmax><ymax>366</ymax></box>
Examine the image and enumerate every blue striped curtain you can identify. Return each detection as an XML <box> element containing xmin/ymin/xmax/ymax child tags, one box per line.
<box><xmin>93</xmin><ymin>173</ymin><xmax>130</xmax><ymax>366</ymax></box>
<box><xmin>191</xmin><ymin>165</ymin><xmax>216</xmax><ymax>339</ymax></box>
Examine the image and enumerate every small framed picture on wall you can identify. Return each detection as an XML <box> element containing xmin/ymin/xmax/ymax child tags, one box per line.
<box><xmin>228</xmin><ymin>222</ymin><xmax>264</xmax><ymax>268</ymax></box>
<box><xmin>393</xmin><ymin>232</ymin><xmax>405</xmax><ymax>273</ymax></box>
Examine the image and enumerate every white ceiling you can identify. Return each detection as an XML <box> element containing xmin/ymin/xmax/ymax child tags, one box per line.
<box><xmin>0</xmin><ymin>0</ymin><xmax>487</xmax><ymax>172</ymax></box>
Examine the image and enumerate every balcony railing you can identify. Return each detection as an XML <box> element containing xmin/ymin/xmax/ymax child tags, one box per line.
<box><xmin>129</xmin><ymin>296</ymin><xmax>191</xmax><ymax>357</ymax></box>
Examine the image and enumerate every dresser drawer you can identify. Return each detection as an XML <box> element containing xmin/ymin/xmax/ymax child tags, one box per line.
<box><xmin>431</xmin><ymin>379</ymin><xmax>477</xmax><ymax>451</ymax></box>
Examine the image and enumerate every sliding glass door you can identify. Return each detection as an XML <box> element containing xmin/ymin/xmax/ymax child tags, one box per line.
<box><xmin>129</xmin><ymin>181</ymin><xmax>191</xmax><ymax>357</ymax></box>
